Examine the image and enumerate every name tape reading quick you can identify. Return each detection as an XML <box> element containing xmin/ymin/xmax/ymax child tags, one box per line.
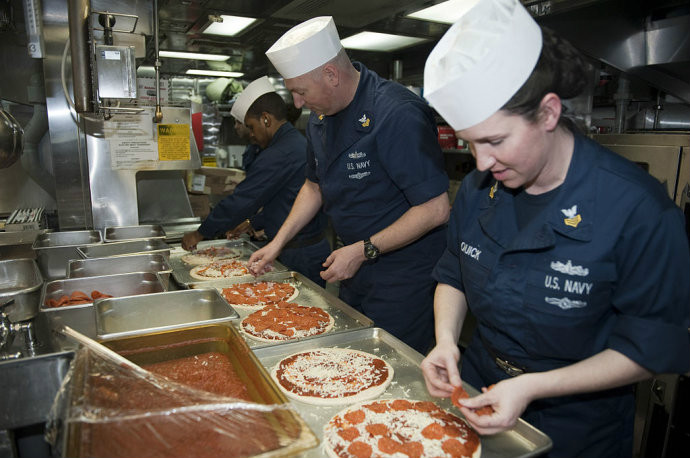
<box><xmin>460</xmin><ymin>242</ymin><xmax>481</xmax><ymax>260</ymax></box>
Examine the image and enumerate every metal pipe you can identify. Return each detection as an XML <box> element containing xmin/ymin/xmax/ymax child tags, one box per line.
<box><xmin>67</xmin><ymin>0</ymin><xmax>92</xmax><ymax>113</ymax></box>
<box><xmin>613</xmin><ymin>76</ymin><xmax>630</xmax><ymax>134</ymax></box>
<box><xmin>153</xmin><ymin>0</ymin><xmax>163</xmax><ymax>122</ymax></box>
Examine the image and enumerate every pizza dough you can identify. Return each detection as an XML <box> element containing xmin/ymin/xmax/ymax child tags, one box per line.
<box><xmin>181</xmin><ymin>246</ymin><xmax>242</xmax><ymax>266</ymax></box>
<box><xmin>323</xmin><ymin>399</ymin><xmax>481</xmax><ymax>458</ymax></box>
<box><xmin>271</xmin><ymin>348</ymin><xmax>393</xmax><ymax>406</ymax></box>
<box><xmin>221</xmin><ymin>281</ymin><xmax>299</xmax><ymax>309</ymax></box>
<box><xmin>240</xmin><ymin>301</ymin><xmax>334</xmax><ymax>342</ymax></box>
<box><xmin>189</xmin><ymin>260</ymin><xmax>249</xmax><ymax>280</ymax></box>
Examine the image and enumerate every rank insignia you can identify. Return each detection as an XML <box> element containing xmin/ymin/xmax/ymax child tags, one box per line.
<box><xmin>561</xmin><ymin>205</ymin><xmax>582</xmax><ymax>228</ymax></box>
<box><xmin>358</xmin><ymin>113</ymin><xmax>370</xmax><ymax>127</ymax></box>
<box><xmin>489</xmin><ymin>181</ymin><xmax>498</xmax><ymax>199</ymax></box>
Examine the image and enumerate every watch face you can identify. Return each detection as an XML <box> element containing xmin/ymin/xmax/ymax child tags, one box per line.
<box><xmin>365</xmin><ymin>242</ymin><xmax>379</xmax><ymax>259</ymax></box>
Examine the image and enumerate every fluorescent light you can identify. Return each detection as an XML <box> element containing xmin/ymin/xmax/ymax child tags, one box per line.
<box><xmin>202</xmin><ymin>15</ymin><xmax>256</xmax><ymax>36</ymax></box>
<box><xmin>341</xmin><ymin>32</ymin><xmax>427</xmax><ymax>52</ymax></box>
<box><xmin>186</xmin><ymin>69</ymin><xmax>244</xmax><ymax>77</ymax></box>
<box><xmin>160</xmin><ymin>50</ymin><xmax>230</xmax><ymax>61</ymax></box>
<box><xmin>407</xmin><ymin>0</ymin><xmax>481</xmax><ymax>24</ymax></box>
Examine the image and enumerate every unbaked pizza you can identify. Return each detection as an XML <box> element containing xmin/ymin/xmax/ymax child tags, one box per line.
<box><xmin>271</xmin><ymin>348</ymin><xmax>393</xmax><ymax>406</ymax></box>
<box><xmin>221</xmin><ymin>281</ymin><xmax>298</xmax><ymax>309</ymax></box>
<box><xmin>189</xmin><ymin>260</ymin><xmax>249</xmax><ymax>280</ymax></box>
<box><xmin>181</xmin><ymin>246</ymin><xmax>242</xmax><ymax>265</ymax></box>
<box><xmin>240</xmin><ymin>301</ymin><xmax>334</xmax><ymax>342</ymax></box>
<box><xmin>323</xmin><ymin>399</ymin><xmax>481</xmax><ymax>458</ymax></box>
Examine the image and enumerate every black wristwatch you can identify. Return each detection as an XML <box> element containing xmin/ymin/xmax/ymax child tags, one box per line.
<box><xmin>363</xmin><ymin>238</ymin><xmax>380</xmax><ymax>260</ymax></box>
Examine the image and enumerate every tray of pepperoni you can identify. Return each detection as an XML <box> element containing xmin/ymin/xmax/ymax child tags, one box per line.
<box><xmin>253</xmin><ymin>327</ymin><xmax>552</xmax><ymax>458</ymax></box>
<box><xmin>40</xmin><ymin>272</ymin><xmax>166</xmax><ymax>312</ymax></box>
<box><xmin>168</xmin><ymin>239</ymin><xmax>289</xmax><ymax>288</ymax></box>
<box><xmin>61</xmin><ymin>324</ymin><xmax>317</xmax><ymax>458</ymax></box>
<box><xmin>190</xmin><ymin>271</ymin><xmax>374</xmax><ymax>349</ymax></box>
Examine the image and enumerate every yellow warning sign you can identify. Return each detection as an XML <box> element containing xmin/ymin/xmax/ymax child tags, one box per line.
<box><xmin>157</xmin><ymin>124</ymin><xmax>190</xmax><ymax>161</ymax></box>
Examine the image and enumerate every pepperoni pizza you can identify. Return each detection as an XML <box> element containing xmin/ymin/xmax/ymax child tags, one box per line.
<box><xmin>323</xmin><ymin>399</ymin><xmax>481</xmax><ymax>458</ymax></box>
<box><xmin>240</xmin><ymin>301</ymin><xmax>334</xmax><ymax>342</ymax></box>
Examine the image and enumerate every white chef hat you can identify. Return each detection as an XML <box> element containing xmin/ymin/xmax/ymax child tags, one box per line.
<box><xmin>265</xmin><ymin>16</ymin><xmax>343</xmax><ymax>79</ymax></box>
<box><xmin>424</xmin><ymin>0</ymin><xmax>542</xmax><ymax>131</ymax></box>
<box><xmin>230</xmin><ymin>76</ymin><xmax>276</xmax><ymax>122</ymax></box>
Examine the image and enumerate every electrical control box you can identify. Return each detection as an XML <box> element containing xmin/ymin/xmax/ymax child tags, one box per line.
<box><xmin>95</xmin><ymin>44</ymin><xmax>137</xmax><ymax>99</ymax></box>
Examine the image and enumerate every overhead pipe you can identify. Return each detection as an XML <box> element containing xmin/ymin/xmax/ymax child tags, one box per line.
<box><xmin>613</xmin><ymin>76</ymin><xmax>630</xmax><ymax>134</ymax></box>
<box><xmin>20</xmin><ymin>73</ymin><xmax>55</xmax><ymax>197</ymax></box>
<box><xmin>67</xmin><ymin>0</ymin><xmax>92</xmax><ymax>113</ymax></box>
<box><xmin>153</xmin><ymin>0</ymin><xmax>163</xmax><ymax>122</ymax></box>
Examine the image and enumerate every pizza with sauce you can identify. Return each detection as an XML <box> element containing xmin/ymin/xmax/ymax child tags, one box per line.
<box><xmin>221</xmin><ymin>281</ymin><xmax>298</xmax><ymax>309</ymax></box>
<box><xmin>189</xmin><ymin>260</ymin><xmax>249</xmax><ymax>280</ymax></box>
<box><xmin>323</xmin><ymin>399</ymin><xmax>481</xmax><ymax>458</ymax></box>
<box><xmin>240</xmin><ymin>301</ymin><xmax>334</xmax><ymax>342</ymax></box>
<box><xmin>271</xmin><ymin>348</ymin><xmax>393</xmax><ymax>406</ymax></box>
<box><xmin>181</xmin><ymin>246</ymin><xmax>242</xmax><ymax>266</ymax></box>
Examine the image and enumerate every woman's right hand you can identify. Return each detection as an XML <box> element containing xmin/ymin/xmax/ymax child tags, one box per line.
<box><xmin>421</xmin><ymin>342</ymin><xmax>462</xmax><ymax>398</ymax></box>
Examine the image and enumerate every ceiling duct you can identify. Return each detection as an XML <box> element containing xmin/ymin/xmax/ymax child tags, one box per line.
<box><xmin>272</xmin><ymin>0</ymin><xmax>412</xmax><ymax>28</ymax></box>
<box><xmin>536</xmin><ymin>0</ymin><xmax>690</xmax><ymax>103</ymax></box>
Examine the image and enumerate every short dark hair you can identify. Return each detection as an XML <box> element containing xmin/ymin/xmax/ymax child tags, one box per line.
<box><xmin>502</xmin><ymin>27</ymin><xmax>590</xmax><ymax>128</ymax></box>
<box><xmin>246</xmin><ymin>92</ymin><xmax>287</xmax><ymax>121</ymax></box>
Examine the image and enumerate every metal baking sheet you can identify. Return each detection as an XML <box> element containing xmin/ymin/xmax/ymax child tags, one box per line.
<box><xmin>78</xmin><ymin>239</ymin><xmax>170</xmax><ymax>259</ymax></box>
<box><xmin>40</xmin><ymin>272</ymin><xmax>166</xmax><ymax>312</ymax></box>
<box><xmin>103</xmin><ymin>225</ymin><xmax>166</xmax><ymax>243</ymax></box>
<box><xmin>67</xmin><ymin>254</ymin><xmax>173</xmax><ymax>289</ymax></box>
<box><xmin>95</xmin><ymin>289</ymin><xmax>240</xmax><ymax>340</ymax></box>
<box><xmin>253</xmin><ymin>327</ymin><xmax>553</xmax><ymax>458</ymax></box>
<box><xmin>169</xmin><ymin>239</ymin><xmax>288</xmax><ymax>287</ymax></box>
<box><xmin>65</xmin><ymin>324</ymin><xmax>317</xmax><ymax>458</ymax></box>
<box><xmin>190</xmin><ymin>271</ymin><xmax>374</xmax><ymax>349</ymax></box>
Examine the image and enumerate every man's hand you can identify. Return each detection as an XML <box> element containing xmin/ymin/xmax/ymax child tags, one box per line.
<box><xmin>181</xmin><ymin>231</ymin><xmax>204</xmax><ymax>251</ymax></box>
<box><xmin>225</xmin><ymin>220</ymin><xmax>252</xmax><ymax>239</ymax></box>
<box><xmin>320</xmin><ymin>242</ymin><xmax>366</xmax><ymax>283</ymax></box>
<box><xmin>248</xmin><ymin>241</ymin><xmax>281</xmax><ymax>276</ymax></box>
<box><xmin>420</xmin><ymin>342</ymin><xmax>462</xmax><ymax>397</ymax></box>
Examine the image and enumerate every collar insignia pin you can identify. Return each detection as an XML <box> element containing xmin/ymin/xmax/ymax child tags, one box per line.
<box><xmin>561</xmin><ymin>205</ymin><xmax>582</xmax><ymax>228</ymax></box>
<box><xmin>318</xmin><ymin>114</ymin><xmax>324</xmax><ymax>120</ymax></box>
<box><xmin>358</xmin><ymin>114</ymin><xmax>370</xmax><ymax>127</ymax></box>
<box><xmin>489</xmin><ymin>181</ymin><xmax>498</xmax><ymax>199</ymax></box>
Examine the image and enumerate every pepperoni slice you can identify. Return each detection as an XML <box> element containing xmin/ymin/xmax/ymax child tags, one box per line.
<box><xmin>402</xmin><ymin>441</ymin><xmax>423</xmax><ymax>458</ymax></box>
<box><xmin>442</xmin><ymin>438</ymin><xmax>471</xmax><ymax>457</ymax></box>
<box><xmin>421</xmin><ymin>422</ymin><xmax>445</xmax><ymax>440</ymax></box>
<box><xmin>365</xmin><ymin>423</ymin><xmax>388</xmax><ymax>436</ymax></box>
<box><xmin>377</xmin><ymin>436</ymin><xmax>402</xmax><ymax>454</ymax></box>
<box><xmin>390</xmin><ymin>399</ymin><xmax>414</xmax><ymax>411</ymax></box>
<box><xmin>337</xmin><ymin>427</ymin><xmax>360</xmax><ymax>441</ymax></box>
<box><xmin>364</xmin><ymin>402</ymin><xmax>389</xmax><ymax>413</ymax></box>
<box><xmin>343</xmin><ymin>409</ymin><xmax>365</xmax><ymax>424</ymax></box>
<box><xmin>347</xmin><ymin>441</ymin><xmax>372</xmax><ymax>458</ymax></box>
<box><xmin>452</xmin><ymin>384</ymin><xmax>495</xmax><ymax>415</ymax></box>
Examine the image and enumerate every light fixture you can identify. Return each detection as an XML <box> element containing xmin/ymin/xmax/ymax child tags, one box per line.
<box><xmin>341</xmin><ymin>32</ymin><xmax>428</xmax><ymax>52</ymax></box>
<box><xmin>159</xmin><ymin>50</ymin><xmax>230</xmax><ymax>61</ymax></box>
<box><xmin>202</xmin><ymin>15</ymin><xmax>256</xmax><ymax>36</ymax></box>
<box><xmin>407</xmin><ymin>0</ymin><xmax>480</xmax><ymax>24</ymax></box>
<box><xmin>186</xmin><ymin>69</ymin><xmax>244</xmax><ymax>77</ymax></box>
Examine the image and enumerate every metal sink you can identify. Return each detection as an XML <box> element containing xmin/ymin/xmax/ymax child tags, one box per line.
<box><xmin>0</xmin><ymin>316</ymin><xmax>73</xmax><ymax>431</ymax></box>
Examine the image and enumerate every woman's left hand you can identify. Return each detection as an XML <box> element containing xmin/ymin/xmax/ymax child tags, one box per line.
<box><xmin>457</xmin><ymin>375</ymin><xmax>536</xmax><ymax>435</ymax></box>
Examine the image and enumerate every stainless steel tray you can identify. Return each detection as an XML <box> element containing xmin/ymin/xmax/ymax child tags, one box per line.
<box><xmin>254</xmin><ymin>327</ymin><xmax>553</xmax><ymax>458</ymax></box>
<box><xmin>40</xmin><ymin>272</ymin><xmax>166</xmax><ymax>312</ymax></box>
<box><xmin>0</xmin><ymin>258</ymin><xmax>43</xmax><ymax>321</ymax></box>
<box><xmin>103</xmin><ymin>225</ymin><xmax>166</xmax><ymax>243</ymax></box>
<box><xmin>95</xmin><ymin>289</ymin><xmax>239</xmax><ymax>340</ymax></box>
<box><xmin>67</xmin><ymin>253</ymin><xmax>173</xmax><ymax>289</ymax></box>
<box><xmin>191</xmin><ymin>271</ymin><xmax>374</xmax><ymax>349</ymax></box>
<box><xmin>32</xmin><ymin>230</ymin><xmax>103</xmax><ymax>280</ymax></box>
<box><xmin>77</xmin><ymin>239</ymin><xmax>170</xmax><ymax>259</ymax></box>
<box><xmin>169</xmin><ymin>239</ymin><xmax>287</xmax><ymax>287</ymax></box>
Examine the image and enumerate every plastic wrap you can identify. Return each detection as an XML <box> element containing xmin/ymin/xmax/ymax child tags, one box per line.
<box><xmin>47</xmin><ymin>344</ymin><xmax>316</xmax><ymax>458</ymax></box>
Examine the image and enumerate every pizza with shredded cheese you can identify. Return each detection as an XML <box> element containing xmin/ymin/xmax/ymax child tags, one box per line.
<box><xmin>221</xmin><ymin>281</ymin><xmax>298</xmax><ymax>309</ymax></box>
<box><xmin>271</xmin><ymin>348</ymin><xmax>393</xmax><ymax>406</ymax></box>
<box><xmin>240</xmin><ymin>301</ymin><xmax>334</xmax><ymax>342</ymax></box>
<box><xmin>181</xmin><ymin>246</ymin><xmax>242</xmax><ymax>266</ymax></box>
<box><xmin>189</xmin><ymin>260</ymin><xmax>249</xmax><ymax>280</ymax></box>
<box><xmin>323</xmin><ymin>399</ymin><xmax>481</xmax><ymax>458</ymax></box>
